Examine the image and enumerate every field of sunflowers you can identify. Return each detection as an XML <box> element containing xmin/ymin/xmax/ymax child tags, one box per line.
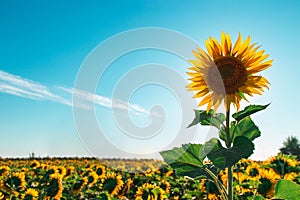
<box><xmin>0</xmin><ymin>154</ymin><xmax>299</xmax><ymax>199</ymax></box>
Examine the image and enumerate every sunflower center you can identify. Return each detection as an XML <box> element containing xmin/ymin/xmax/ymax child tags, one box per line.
<box><xmin>207</xmin><ymin>56</ymin><xmax>247</xmax><ymax>94</ymax></box>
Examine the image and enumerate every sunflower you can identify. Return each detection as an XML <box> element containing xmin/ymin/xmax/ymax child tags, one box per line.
<box><xmin>65</xmin><ymin>166</ymin><xmax>75</xmax><ymax>177</ymax></box>
<box><xmin>117</xmin><ymin>178</ymin><xmax>133</xmax><ymax>198</ymax></box>
<box><xmin>100</xmin><ymin>172</ymin><xmax>124</xmax><ymax>197</ymax></box>
<box><xmin>29</xmin><ymin>160</ymin><xmax>40</xmax><ymax>169</ymax></box>
<box><xmin>45</xmin><ymin>173</ymin><xmax>63</xmax><ymax>199</ymax></box>
<box><xmin>56</xmin><ymin>166</ymin><xmax>67</xmax><ymax>178</ymax></box>
<box><xmin>199</xmin><ymin>178</ymin><xmax>220</xmax><ymax>198</ymax></box>
<box><xmin>135</xmin><ymin>183</ymin><xmax>166</xmax><ymax>200</ymax></box>
<box><xmin>5</xmin><ymin>172</ymin><xmax>26</xmax><ymax>192</ymax></box>
<box><xmin>257</xmin><ymin>168</ymin><xmax>280</xmax><ymax>198</ymax></box>
<box><xmin>87</xmin><ymin>171</ymin><xmax>99</xmax><ymax>187</ymax></box>
<box><xmin>245</xmin><ymin>162</ymin><xmax>261</xmax><ymax>180</ymax></box>
<box><xmin>0</xmin><ymin>192</ymin><xmax>4</xmax><ymax>200</ymax></box>
<box><xmin>21</xmin><ymin>188</ymin><xmax>38</xmax><ymax>200</ymax></box>
<box><xmin>0</xmin><ymin>166</ymin><xmax>10</xmax><ymax>176</ymax></box>
<box><xmin>234</xmin><ymin>173</ymin><xmax>253</xmax><ymax>195</ymax></box>
<box><xmin>71</xmin><ymin>177</ymin><xmax>88</xmax><ymax>195</ymax></box>
<box><xmin>159</xmin><ymin>179</ymin><xmax>171</xmax><ymax>194</ymax></box>
<box><xmin>187</xmin><ymin>31</ymin><xmax>272</xmax><ymax>111</ymax></box>
<box><xmin>264</xmin><ymin>154</ymin><xmax>298</xmax><ymax>177</ymax></box>
<box><xmin>95</xmin><ymin>165</ymin><xmax>106</xmax><ymax>179</ymax></box>
<box><xmin>98</xmin><ymin>191</ymin><xmax>111</xmax><ymax>200</ymax></box>
<box><xmin>219</xmin><ymin>169</ymin><xmax>228</xmax><ymax>185</ymax></box>
<box><xmin>137</xmin><ymin>163</ymin><xmax>156</xmax><ymax>177</ymax></box>
<box><xmin>284</xmin><ymin>172</ymin><xmax>298</xmax><ymax>180</ymax></box>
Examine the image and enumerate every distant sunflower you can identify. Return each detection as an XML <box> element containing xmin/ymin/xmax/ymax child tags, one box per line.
<box><xmin>138</xmin><ymin>163</ymin><xmax>156</xmax><ymax>177</ymax></box>
<box><xmin>98</xmin><ymin>191</ymin><xmax>111</xmax><ymax>200</ymax></box>
<box><xmin>100</xmin><ymin>172</ymin><xmax>123</xmax><ymax>197</ymax></box>
<box><xmin>30</xmin><ymin>160</ymin><xmax>40</xmax><ymax>169</ymax></box>
<box><xmin>235</xmin><ymin>174</ymin><xmax>253</xmax><ymax>194</ymax></box>
<box><xmin>159</xmin><ymin>179</ymin><xmax>171</xmax><ymax>194</ymax></box>
<box><xmin>284</xmin><ymin>172</ymin><xmax>298</xmax><ymax>180</ymax></box>
<box><xmin>87</xmin><ymin>171</ymin><xmax>98</xmax><ymax>187</ymax></box>
<box><xmin>56</xmin><ymin>166</ymin><xmax>67</xmax><ymax>178</ymax></box>
<box><xmin>65</xmin><ymin>166</ymin><xmax>75</xmax><ymax>177</ymax></box>
<box><xmin>199</xmin><ymin>179</ymin><xmax>220</xmax><ymax>198</ymax></box>
<box><xmin>135</xmin><ymin>183</ymin><xmax>166</xmax><ymax>200</ymax></box>
<box><xmin>45</xmin><ymin>173</ymin><xmax>63</xmax><ymax>199</ymax></box>
<box><xmin>117</xmin><ymin>178</ymin><xmax>133</xmax><ymax>198</ymax></box>
<box><xmin>5</xmin><ymin>172</ymin><xmax>26</xmax><ymax>192</ymax></box>
<box><xmin>245</xmin><ymin>162</ymin><xmax>261</xmax><ymax>180</ymax></box>
<box><xmin>257</xmin><ymin>168</ymin><xmax>280</xmax><ymax>198</ymax></box>
<box><xmin>0</xmin><ymin>166</ymin><xmax>10</xmax><ymax>176</ymax></box>
<box><xmin>265</xmin><ymin>154</ymin><xmax>297</xmax><ymax>177</ymax></box>
<box><xmin>187</xmin><ymin>32</ymin><xmax>272</xmax><ymax>111</ymax></box>
<box><xmin>95</xmin><ymin>165</ymin><xmax>106</xmax><ymax>179</ymax></box>
<box><xmin>21</xmin><ymin>188</ymin><xmax>38</xmax><ymax>200</ymax></box>
<box><xmin>72</xmin><ymin>177</ymin><xmax>88</xmax><ymax>195</ymax></box>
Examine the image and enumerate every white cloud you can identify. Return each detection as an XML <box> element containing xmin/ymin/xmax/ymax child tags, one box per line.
<box><xmin>0</xmin><ymin>70</ymin><xmax>158</xmax><ymax>117</ymax></box>
<box><xmin>58</xmin><ymin>86</ymin><xmax>152</xmax><ymax>116</ymax></box>
<box><xmin>0</xmin><ymin>70</ymin><xmax>71</xmax><ymax>106</ymax></box>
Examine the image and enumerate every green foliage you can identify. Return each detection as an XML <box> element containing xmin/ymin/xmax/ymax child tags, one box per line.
<box><xmin>280</xmin><ymin>136</ymin><xmax>300</xmax><ymax>160</ymax></box>
<box><xmin>160</xmin><ymin>144</ymin><xmax>205</xmax><ymax>177</ymax></box>
<box><xmin>253</xmin><ymin>195</ymin><xmax>265</xmax><ymax>200</ymax></box>
<box><xmin>274</xmin><ymin>180</ymin><xmax>300</xmax><ymax>200</ymax></box>
<box><xmin>205</xmin><ymin>136</ymin><xmax>254</xmax><ymax>169</ymax></box>
<box><xmin>232</xmin><ymin>104</ymin><xmax>270</xmax><ymax>122</ymax></box>
<box><xmin>160</xmin><ymin>103</ymin><xmax>270</xmax><ymax>199</ymax></box>
<box><xmin>232</xmin><ymin>116</ymin><xmax>261</xmax><ymax>141</ymax></box>
<box><xmin>187</xmin><ymin>109</ymin><xmax>225</xmax><ymax>129</ymax></box>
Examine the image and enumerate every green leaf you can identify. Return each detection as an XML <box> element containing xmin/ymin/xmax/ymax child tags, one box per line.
<box><xmin>253</xmin><ymin>196</ymin><xmax>264</xmax><ymax>200</ymax></box>
<box><xmin>274</xmin><ymin>179</ymin><xmax>300</xmax><ymax>200</ymax></box>
<box><xmin>233</xmin><ymin>116</ymin><xmax>261</xmax><ymax>141</ymax></box>
<box><xmin>160</xmin><ymin>143</ymin><xmax>205</xmax><ymax>177</ymax></box>
<box><xmin>232</xmin><ymin>104</ymin><xmax>270</xmax><ymax>121</ymax></box>
<box><xmin>206</xmin><ymin>136</ymin><xmax>254</xmax><ymax>169</ymax></box>
<box><xmin>219</xmin><ymin>121</ymin><xmax>236</xmax><ymax>142</ymax></box>
<box><xmin>187</xmin><ymin>109</ymin><xmax>225</xmax><ymax>129</ymax></box>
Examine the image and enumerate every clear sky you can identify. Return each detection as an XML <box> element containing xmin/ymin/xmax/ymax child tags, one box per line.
<box><xmin>1</xmin><ymin>0</ymin><xmax>300</xmax><ymax>160</ymax></box>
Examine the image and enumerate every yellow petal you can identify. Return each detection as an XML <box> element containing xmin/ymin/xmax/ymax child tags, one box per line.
<box><xmin>225</xmin><ymin>34</ymin><xmax>232</xmax><ymax>56</ymax></box>
<box><xmin>232</xmin><ymin>32</ymin><xmax>242</xmax><ymax>55</ymax></box>
<box><xmin>193</xmin><ymin>88</ymin><xmax>209</xmax><ymax>98</ymax></box>
<box><xmin>205</xmin><ymin>40</ymin><xmax>214</xmax><ymax>58</ymax></box>
<box><xmin>247</xmin><ymin>60</ymin><xmax>273</xmax><ymax>74</ymax></box>
<box><xmin>206</xmin><ymin>99</ymin><xmax>214</xmax><ymax>113</ymax></box>
<box><xmin>237</xmin><ymin>35</ymin><xmax>251</xmax><ymax>56</ymax></box>
<box><xmin>199</xmin><ymin>94</ymin><xmax>212</xmax><ymax>106</ymax></box>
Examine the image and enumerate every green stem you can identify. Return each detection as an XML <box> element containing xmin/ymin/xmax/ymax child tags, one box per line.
<box><xmin>225</xmin><ymin>109</ymin><xmax>231</xmax><ymax>148</ymax></box>
<box><xmin>228</xmin><ymin>165</ymin><xmax>233</xmax><ymax>200</ymax></box>
<box><xmin>204</xmin><ymin>168</ymin><xmax>228</xmax><ymax>200</ymax></box>
<box><xmin>225</xmin><ymin>108</ymin><xmax>233</xmax><ymax>200</ymax></box>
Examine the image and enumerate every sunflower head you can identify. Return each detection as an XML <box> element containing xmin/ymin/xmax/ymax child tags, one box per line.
<box><xmin>5</xmin><ymin>172</ymin><xmax>26</xmax><ymax>192</ymax></box>
<box><xmin>257</xmin><ymin>168</ymin><xmax>280</xmax><ymax>197</ymax></box>
<box><xmin>101</xmin><ymin>172</ymin><xmax>124</xmax><ymax>197</ymax></box>
<box><xmin>45</xmin><ymin>173</ymin><xmax>63</xmax><ymax>199</ymax></box>
<box><xmin>187</xmin><ymin>32</ymin><xmax>272</xmax><ymax>112</ymax></box>
<box><xmin>21</xmin><ymin>188</ymin><xmax>38</xmax><ymax>200</ymax></box>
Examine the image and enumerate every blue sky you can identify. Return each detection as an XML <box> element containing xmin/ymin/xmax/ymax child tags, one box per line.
<box><xmin>1</xmin><ymin>0</ymin><xmax>300</xmax><ymax>160</ymax></box>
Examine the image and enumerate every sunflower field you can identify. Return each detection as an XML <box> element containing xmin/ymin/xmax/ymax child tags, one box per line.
<box><xmin>0</xmin><ymin>154</ymin><xmax>299</xmax><ymax>200</ymax></box>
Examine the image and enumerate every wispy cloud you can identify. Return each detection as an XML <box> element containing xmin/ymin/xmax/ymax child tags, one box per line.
<box><xmin>58</xmin><ymin>86</ymin><xmax>151</xmax><ymax>116</ymax></box>
<box><xmin>0</xmin><ymin>70</ymin><xmax>156</xmax><ymax>116</ymax></box>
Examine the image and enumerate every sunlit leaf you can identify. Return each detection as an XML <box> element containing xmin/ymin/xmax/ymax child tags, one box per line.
<box><xmin>274</xmin><ymin>179</ymin><xmax>300</xmax><ymax>200</ymax></box>
<box><xmin>206</xmin><ymin>136</ymin><xmax>254</xmax><ymax>169</ymax></box>
<box><xmin>233</xmin><ymin>116</ymin><xmax>261</xmax><ymax>141</ymax></box>
<box><xmin>160</xmin><ymin>143</ymin><xmax>205</xmax><ymax>177</ymax></box>
<box><xmin>187</xmin><ymin>109</ymin><xmax>225</xmax><ymax>129</ymax></box>
<box><xmin>232</xmin><ymin>104</ymin><xmax>270</xmax><ymax>121</ymax></box>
